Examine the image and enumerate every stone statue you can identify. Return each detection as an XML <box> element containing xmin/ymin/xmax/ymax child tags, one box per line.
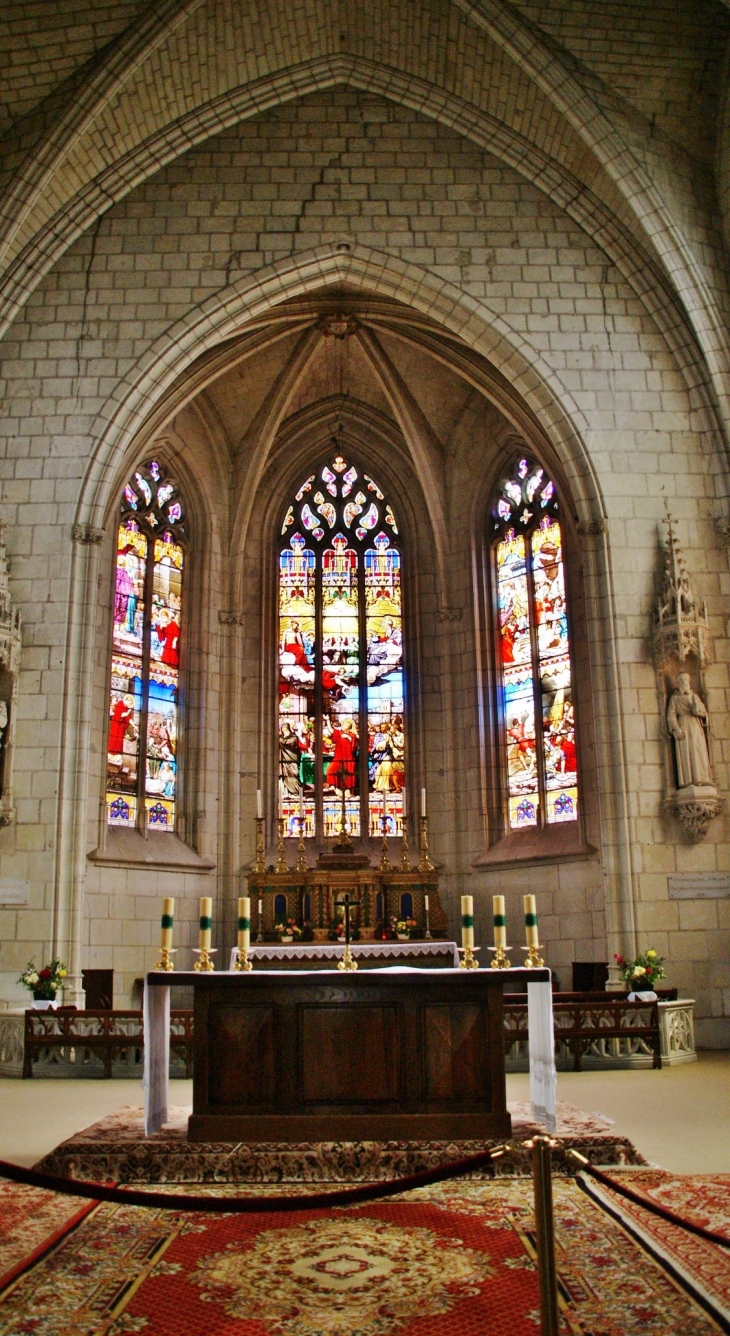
<box><xmin>666</xmin><ymin>672</ymin><xmax>713</xmax><ymax>789</ymax></box>
<box><xmin>0</xmin><ymin>701</ymin><xmax>7</xmax><ymax>759</ymax></box>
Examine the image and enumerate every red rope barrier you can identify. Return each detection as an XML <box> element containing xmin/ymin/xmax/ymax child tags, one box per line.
<box><xmin>573</xmin><ymin>1159</ymin><xmax>730</xmax><ymax>1249</ymax></box>
<box><xmin>0</xmin><ymin>1146</ymin><xmax>507</xmax><ymax>1214</ymax></box>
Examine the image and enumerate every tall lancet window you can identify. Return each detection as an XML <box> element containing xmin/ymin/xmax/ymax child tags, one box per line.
<box><xmin>490</xmin><ymin>456</ymin><xmax>578</xmax><ymax>831</ymax></box>
<box><xmin>106</xmin><ymin>460</ymin><xmax>185</xmax><ymax>832</ymax></box>
<box><xmin>279</xmin><ymin>454</ymin><xmax>404</xmax><ymax>840</ymax></box>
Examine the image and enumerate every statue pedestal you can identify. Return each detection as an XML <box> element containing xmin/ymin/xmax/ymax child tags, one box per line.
<box><xmin>666</xmin><ymin>785</ymin><xmax>724</xmax><ymax>842</ymax></box>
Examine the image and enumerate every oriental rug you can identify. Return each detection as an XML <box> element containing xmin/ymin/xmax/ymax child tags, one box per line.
<box><xmin>0</xmin><ymin>1180</ymin><xmax>97</xmax><ymax>1291</ymax></box>
<box><xmin>581</xmin><ymin>1169</ymin><xmax>730</xmax><ymax>1330</ymax></box>
<box><xmin>0</xmin><ymin>1178</ymin><xmax>720</xmax><ymax>1335</ymax></box>
<box><xmin>37</xmin><ymin>1101</ymin><xmax>644</xmax><ymax>1183</ymax></box>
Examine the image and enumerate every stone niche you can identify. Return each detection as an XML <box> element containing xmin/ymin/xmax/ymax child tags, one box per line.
<box><xmin>654</xmin><ymin>513</ymin><xmax>722</xmax><ymax>842</ymax></box>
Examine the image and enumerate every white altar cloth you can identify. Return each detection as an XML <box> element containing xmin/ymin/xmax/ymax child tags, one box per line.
<box><xmin>229</xmin><ymin>940</ymin><xmax>460</xmax><ymax>969</ymax></box>
<box><xmin>143</xmin><ymin>965</ymin><xmax>556</xmax><ymax>1136</ymax></box>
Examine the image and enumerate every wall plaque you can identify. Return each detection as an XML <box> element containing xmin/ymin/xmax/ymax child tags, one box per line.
<box><xmin>0</xmin><ymin>879</ymin><xmax>29</xmax><ymax>904</ymax></box>
<box><xmin>667</xmin><ymin>873</ymin><xmax>730</xmax><ymax>899</ymax></box>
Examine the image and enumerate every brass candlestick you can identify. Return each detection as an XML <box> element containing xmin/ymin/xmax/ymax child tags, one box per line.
<box><xmin>234</xmin><ymin>949</ymin><xmax>253</xmax><ymax>972</ymax></box>
<box><xmin>254</xmin><ymin>816</ymin><xmax>266</xmax><ymax>874</ymax></box>
<box><xmin>379</xmin><ymin>812</ymin><xmax>391</xmax><ymax>871</ymax></box>
<box><xmin>522</xmin><ymin>943</ymin><xmax>545</xmax><ymax>968</ymax></box>
<box><xmin>296</xmin><ymin>815</ymin><xmax>308</xmax><ymax>873</ymax></box>
<box><xmin>193</xmin><ymin>947</ymin><xmax>216</xmax><ymax>972</ymax></box>
<box><xmin>424</xmin><ymin>899</ymin><xmax>433</xmax><ymax>941</ymax></box>
<box><xmin>458</xmin><ymin>945</ymin><xmax>481</xmax><ymax>970</ymax></box>
<box><xmin>488</xmin><ymin>945</ymin><xmax>512</xmax><ymax>969</ymax></box>
<box><xmin>256</xmin><ymin>896</ymin><xmax>264</xmax><ymax>943</ymax></box>
<box><xmin>275</xmin><ymin>817</ymin><xmax>288</xmax><ymax>873</ymax></box>
<box><xmin>399</xmin><ymin>820</ymin><xmax>412</xmax><ymax>871</ymax></box>
<box><xmin>418</xmin><ymin>815</ymin><xmax>434</xmax><ymax>872</ymax></box>
<box><xmin>154</xmin><ymin>947</ymin><xmax>176</xmax><ymax>972</ymax></box>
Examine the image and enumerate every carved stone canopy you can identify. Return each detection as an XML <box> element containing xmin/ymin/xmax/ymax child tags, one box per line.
<box><xmin>653</xmin><ymin>510</ymin><xmax>712</xmax><ymax>669</ymax></box>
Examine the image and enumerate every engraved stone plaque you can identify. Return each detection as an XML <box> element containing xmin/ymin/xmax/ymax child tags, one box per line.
<box><xmin>0</xmin><ymin>880</ymin><xmax>29</xmax><ymax>904</ymax></box>
<box><xmin>667</xmin><ymin>873</ymin><xmax>730</xmax><ymax>899</ymax></box>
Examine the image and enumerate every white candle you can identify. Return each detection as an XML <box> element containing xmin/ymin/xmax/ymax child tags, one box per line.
<box><xmin>199</xmin><ymin>896</ymin><xmax>213</xmax><ymax>951</ymax></box>
<box><xmin>299</xmin><ymin>789</ymin><xmax>304</xmax><ymax>820</ymax></box>
<box><xmin>461</xmin><ymin>894</ymin><xmax>474</xmax><ymax>950</ymax></box>
<box><xmin>523</xmin><ymin>894</ymin><xmax>539</xmax><ymax>948</ymax></box>
<box><xmin>402</xmin><ymin>789</ymin><xmax>407</xmax><ymax>820</ymax></box>
<box><xmin>238</xmin><ymin>896</ymin><xmax>251</xmax><ymax>957</ymax></box>
<box><xmin>424</xmin><ymin>893</ymin><xmax>430</xmax><ymax>912</ymax></box>
<box><xmin>256</xmin><ymin>789</ymin><xmax>263</xmax><ymax>820</ymax></box>
<box><xmin>160</xmin><ymin>897</ymin><xmax>174</xmax><ymax>951</ymax></box>
<box><xmin>421</xmin><ymin>787</ymin><xmax>427</xmax><ymax>818</ymax></box>
<box><xmin>493</xmin><ymin>894</ymin><xmax>506</xmax><ymax>950</ymax></box>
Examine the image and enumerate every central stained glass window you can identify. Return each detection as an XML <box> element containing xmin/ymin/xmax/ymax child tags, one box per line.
<box><xmin>490</xmin><ymin>456</ymin><xmax>578</xmax><ymax>831</ymax></box>
<box><xmin>278</xmin><ymin>455</ymin><xmax>404</xmax><ymax>840</ymax></box>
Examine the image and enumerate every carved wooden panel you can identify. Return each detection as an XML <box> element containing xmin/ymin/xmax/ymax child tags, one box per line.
<box><xmin>300</xmin><ymin>1004</ymin><xmax>399</xmax><ymax>1104</ymax></box>
<box><xmin>422</xmin><ymin>1003</ymin><xmax>489</xmax><ymax>1101</ymax></box>
<box><xmin>208</xmin><ymin>1004</ymin><xmax>275</xmax><ymax>1106</ymax></box>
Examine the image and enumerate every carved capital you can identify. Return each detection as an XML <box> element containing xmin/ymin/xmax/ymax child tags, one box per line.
<box><xmin>576</xmin><ymin>518</ymin><xmax>609</xmax><ymax>537</ymax></box>
<box><xmin>435</xmin><ymin>608</ymin><xmax>463</xmax><ymax>623</ymax></box>
<box><xmin>71</xmin><ymin>523</ymin><xmax>104</xmax><ymax>546</ymax></box>
<box><xmin>218</xmin><ymin>610</ymin><xmax>244</xmax><ymax>626</ymax></box>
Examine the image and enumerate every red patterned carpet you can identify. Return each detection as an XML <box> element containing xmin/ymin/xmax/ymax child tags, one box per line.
<box><xmin>580</xmin><ymin>1169</ymin><xmax>730</xmax><ymax>1330</ymax></box>
<box><xmin>0</xmin><ymin>1181</ymin><xmax>97</xmax><ymax>1291</ymax></box>
<box><xmin>0</xmin><ymin>1178</ymin><xmax>723</xmax><ymax>1335</ymax></box>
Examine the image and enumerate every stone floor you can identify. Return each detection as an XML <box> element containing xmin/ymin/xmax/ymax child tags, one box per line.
<box><xmin>0</xmin><ymin>1052</ymin><xmax>728</xmax><ymax>1173</ymax></box>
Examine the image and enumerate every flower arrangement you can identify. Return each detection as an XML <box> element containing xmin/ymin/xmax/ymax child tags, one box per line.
<box><xmin>328</xmin><ymin>918</ymin><xmax>360</xmax><ymax>942</ymax></box>
<box><xmin>394</xmin><ymin>917</ymin><xmax>418</xmax><ymax>939</ymax></box>
<box><xmin>274</xmin><ymin>918</ymin><xmax>302</xmax><ymax>942</ymax></box>
<box><xmin>614</xmin><ymin>948</ymin><xmax>665</xmax><ymax>991</ymax></box>
<box><xmin>18</xmin><ymin>958</ymin><xmax>67</xmax><ymax>1000</ymax></box>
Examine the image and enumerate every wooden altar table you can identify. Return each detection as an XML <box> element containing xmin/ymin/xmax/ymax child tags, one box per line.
<box><xmin>144</xmin><ymin>966</ymin><xmax>555</xmax><ymax>1140</ymax></box>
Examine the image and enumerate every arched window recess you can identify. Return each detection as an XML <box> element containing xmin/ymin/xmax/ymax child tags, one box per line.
<box><xmin>490</xmin><ymin>455</ymin><xmax>578</xmax><ymax>833</ymax></box>
<box><xmin>278</xmin><ymin>453</ymin><xmax>405</xmax><ymax>842</ymax></box>
<box><xmin>106</xmin><ymin>460</ymin><xmax>185</xmax><ymax>834</ymax></box>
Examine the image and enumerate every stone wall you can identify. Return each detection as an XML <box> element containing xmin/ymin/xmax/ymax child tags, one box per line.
<box><xmin>0</xmin><ymin>86</ymin><xmax>727</xmax><ymax>1044</ymax></box>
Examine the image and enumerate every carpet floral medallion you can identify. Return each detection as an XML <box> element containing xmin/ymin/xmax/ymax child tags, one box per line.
<box><xmin>193</xmin><ymin>1215</ymin><xmax>490</xmax><ymax>1336</ymax></box>
<box><xmin>0</xmin><ymin>1179</ymin><xmax>722</xmax><ymax>1336</ymax></box>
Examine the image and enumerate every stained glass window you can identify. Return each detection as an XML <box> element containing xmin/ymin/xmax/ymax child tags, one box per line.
<box><xmin>279</xmin><ymin>455</ymin><xmax>404</xmax><ymax>839</ymax></box>
<box><xmin>490</xmin><ymin>457</ymin><xmax>577</xmax><ymax>831</ymax></box>
<box><xmin>106</xmin><ymin>461</ymin><xmax>185</xmax><ymax>832</ymax></box>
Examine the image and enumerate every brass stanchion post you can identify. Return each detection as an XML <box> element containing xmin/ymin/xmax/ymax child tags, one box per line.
<box><xmin>529</xmin><ymin>1135</ymin><xmax>560</xmax><ymax>1336</ymax></box>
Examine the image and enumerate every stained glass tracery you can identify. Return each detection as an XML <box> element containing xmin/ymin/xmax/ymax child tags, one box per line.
<box><xmin>279</xmin><ymin>456</ymin><xmax>404</xmax><ymax>840</ymax></box>
<box><xmin>106</xmin><ymin>461</ymin><xmax>184</xmax><ymax>832</ymax></box>
<box><xmin>491</xmin><ymin>457</ymin><xmax>577</xmax><ymax>831</ymax></box>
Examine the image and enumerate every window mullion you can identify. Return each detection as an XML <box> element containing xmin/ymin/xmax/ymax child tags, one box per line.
<box><xmin>314</xmin><ymin>544</ymin><xmax>323</xmax><ymax>840</ymax></box>
<box><xmin>137</xmin><ymin>532</ymin><xmax>154</xmax><ymax>835</ymax></box>
<box><xmin>525</xmin><ymin>527</ymin><xmax>548</xmax><ymax>829</ymax></box>
<box><xmin>358</xmin><ymin>540</ymin><xmax>367</xmax><ymax>840</ymax></box>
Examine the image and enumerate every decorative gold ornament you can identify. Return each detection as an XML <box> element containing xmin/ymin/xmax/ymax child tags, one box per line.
<box><xmin>418</xmin><ymin>815</ymin><xmax>434</xmax><ymax>872</ymax></box>
<box><xmin>337</xmin><ymin>943</ymin><xmax>358</xmax><ymax>972</ymax></box>
<box><xmin>254</xmin><ymin>816</ymin><xmax>266</xmax><ymax>874</ymax></box>
<box><xmin>458</xmin><ymin>945</ymin><xmax>480</xmax><ymax>970</ymax></box>
<box><xmin>234</xmin><ymin>949</ymin><xmax>253</xmax><ymax>972</ymax></box>
<box><xmin>154</xmin><ymin>947</ymin><xmax>175</xmax><ymax>972</ymax></box>
<box><xmin>275</xmin><ymin>817</ymin><xmax>288</xmax><ymax>874</ymax></box>
<box><xmin>488</xmin><ymin>945</ymin><xmax>512</xmax><ymax>969</ymax></box>
<box><xmin>193</xmin><ymin>947</ymin><xmax>216</xmax><ymax>972</ymax></box>
<box><xmin>522</xmin><ymin>943</ymin><xmax>545</xmax><ymax>968</ymax></box>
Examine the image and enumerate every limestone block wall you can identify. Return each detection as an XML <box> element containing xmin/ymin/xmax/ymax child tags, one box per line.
<box><xmin>0</xmin><ymin>89</ymin><xmax>726</xmax><ymax>1041</ymax></box>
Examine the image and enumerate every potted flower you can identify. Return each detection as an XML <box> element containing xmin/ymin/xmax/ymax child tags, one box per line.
<box><xmin>395</xmin><ymin>917</ymin><xmax>418</xmax><ymax>941</ymax></box>
<box><xmin>18</xmin><ymin>958</ymin><xmax>67</xmax><ymax>1009</ymax></box>
<box><xmin>614</xmin><ymin>949</ymin><xmax>665</xmax><ymax>996</ymax></box>
<box><xmin>275</xmin><ymin>918</ymin><xmax>302</xmax><ymax>945</ymax></box>
<box><xmin>328</xmin><ymin>918</ymin><xmax>360</xmax><ymax>942</ymax></box>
